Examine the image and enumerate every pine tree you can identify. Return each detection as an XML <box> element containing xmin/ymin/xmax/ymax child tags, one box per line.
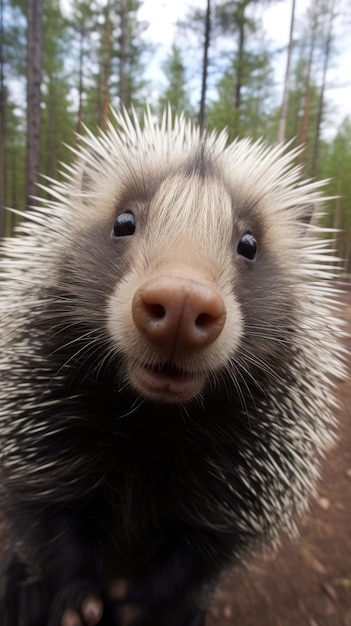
<box><xmin>158</xmin><ymin>44</ymin><xmax>193</xmax><ymax>117</ymax></box>
<box><xmin>40</xmin><ymin>0</ymin><xmax>74</xmax><ymax>181</ymax></box>
<box><xmin>215</xmin><ymin>0</ymin><xmax>261</xmax><ymax>116</ymax></box>
<box><xmin>320</xmin><ymin>117</ymin><xmax>351</xmax><ymax>272</ymax></box>
<box><xmin>277</xmin><ymin>0</ymin><xmax>296</xmax><ymax>143</ymax></box>
<box><xmin>207</xmin><ymin>41</ymin><xmax>274</xmax><ymax>140</ymax></box>
<box><xmin>114</xmin><ymin>0</ymin><xmax>149</xmax><ymax>114</ymax></box>
<box><xmin>72</xmin><ymin>0</ymin><xmax>150</xmax><ymax>130</ymax></box>
<box><xmin>199</xmin><ymin>0</ymin><xmax>211</xmax><ymax>135</ymax></box>
<box><xmin>0</xmin><ymin>0</ymin><xmax>27</xmax><ymax>226</ymax></box>
<box><xmin>26</xmin><ymin>0</ymin><xmax>43</xmax><ymax>208</ymax></box>
<box><xmin>70</xmin><ymin>0</ymin><xmax>98</xmax><ymax>134</ymax></box>
<box><xmin>0</xmin><ymin>0</ymin><xmax>6</xmax><ymax>236</ymax></box>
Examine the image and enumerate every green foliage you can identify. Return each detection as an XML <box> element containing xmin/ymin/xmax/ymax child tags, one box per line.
<box><xmin>2</xmin><ymin>1</ymin><xmax>26</xmax><ymax>75</ymax></box>
<box><xmin>40</xmin><ymin>0</ymin><xmax>75</xmax><ymax>180</ymax></box>
<box><xmin>320</xmin><ymin>117</ymin><xmax>351</xmax><ymax>270</ymax></box>
<box><xmin>69</xmin><ymin>0</ymin><xmax>150</xmax><ymax>127</ymax></box>
<box><xmin>215</xmin><ymin>0</ymin><xmax>258</xmax><ymax>40</ymax></box>
<box><xmin>117</xmin><ymin>0</ymin><xmax>151</xmax><ymax>112</ymax></box>
<box><xmin>158</xmin><ymin>44</ymin><xmax>194</xmax><ymax>117</ymax></box>
<box><xmin>1</xmin><ymin>1</ymin><xmax>27</xmax><ymax>221</ymax></box>
<box><xmin>207</xmin><ymin>48</ymin><xmax>275</xmax><ymax>141</ymax></box>
<box><xmin>69</xmin><ymin>0</ymin><xmax>101</xmax><ymax>127</ymax></box>
<box><xmin>281</xmin><ymin>53</ymin><xmax>321</xmax><ymax>166</ymax></box>
<box><xmin>3</xmin><ymin>100</ymin><xmax>26</xmax><ymax>219</ymax></box>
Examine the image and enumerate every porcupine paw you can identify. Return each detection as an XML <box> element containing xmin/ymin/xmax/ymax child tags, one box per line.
<box><xmin>48</xmin><ymin>582</ymin><xmax>104</xmax><ymax>626</ymax></box>
<box><xmin>108</xmin><ymin>579</ymin><xmax>143</xmax><ymax>626</ymax></box>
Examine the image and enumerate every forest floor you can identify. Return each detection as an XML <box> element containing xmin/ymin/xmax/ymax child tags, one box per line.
<box><xmin>208</xmin><ymin>286</ymin><xmax>351</xmax><ymax>626</ymax></box>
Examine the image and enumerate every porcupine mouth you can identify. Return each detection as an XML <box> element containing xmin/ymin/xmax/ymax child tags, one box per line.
<box><xmin>129</xmin><ymin>360</ymin><xmax>205</xmax><ymax>404</ymax></box>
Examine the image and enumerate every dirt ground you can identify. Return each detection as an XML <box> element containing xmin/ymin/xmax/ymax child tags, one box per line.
<box><xmin>208</xmin><ymin>287</ymin><xmax>351</xmax><ymax>626</ymax></box>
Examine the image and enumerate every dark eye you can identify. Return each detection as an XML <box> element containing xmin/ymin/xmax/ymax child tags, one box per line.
<box><xmin>112</xmin><ymin>212</ymin><xmax>136</xmax><ymax>237</ymax></box>
<box><xmin>237</xmin><ymin>233</ymin><xmax>257</xmax><ymax>260</ymax></box>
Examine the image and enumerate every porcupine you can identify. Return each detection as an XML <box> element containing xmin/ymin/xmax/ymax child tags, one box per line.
<box><xmin>0</xmin><ymin>108</ymin><xmax>344</xmax><ymax>626</ymax></box>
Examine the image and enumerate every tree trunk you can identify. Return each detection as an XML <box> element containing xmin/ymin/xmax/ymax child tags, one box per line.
<box><xmin>234</xmin><ymin>9</ymin><xmax>245</xmax><ymax>113</ymax></box>
<box><xmin>76</xmin><ymin>25</ymin><xmax>85</xmax><ymax>138</ymax></box>
<box><xmin>46</xmin><ymin>83</ymin><xmax>57</xmax><ymax>180</ymax></box>
<box><xmin>198</xmin><ymin>0</ymin><xmax>211</xmax><ymax>137</ymax></box>
<box><xmin>311</xmin><ymin>0</ymin><xmax>335</xmax><ymax>178</ymax></box>
<box><xmin>277</xmin><ymin>0</ymin><xmax>296</xmax><ymax>143</ymax></box>
<box><xmin>119</xmin><ymin>0</ymin><xmax>127</xmax><ymax>109</ymax></box>
<box><xmin>101</xmin><ymin>2</ymin><xmax>112</xmax><ymax>129</ymax></box>
<box><xmin>298</xmin><ymin>73</ymin><xmax>311</xmax><ymax>161</ymax></box>
<box><xmin>0</xmin><ymin>0</ymin><xmax>5</xmax><ymax>236</ymax></box>
<box><xmin>298</xmin><ymin>13</ymin><xmax>318</xmax><ymax>166</ymax></box>
<box><xmin>26</xmin><ymin>0</ymin><xmax>43</xmax><ymax>209</ymax></box>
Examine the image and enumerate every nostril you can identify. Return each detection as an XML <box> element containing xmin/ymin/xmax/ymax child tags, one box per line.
<box><xmin>195</xmin><ymin>312</ymin><xmax>216</xmax><ymax>330</ymax></box>
<box><xmin>132</xmin><ymin>293</ymin><xmax>169</xmax><ymax>340</ymax></box>
<box><xmin>148</xmin><ymin>303</ymin><xmax>166</xmax><ymax>320</ymax></box>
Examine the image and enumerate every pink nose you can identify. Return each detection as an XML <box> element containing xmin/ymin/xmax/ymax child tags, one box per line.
<box><xmin>132</xmin><ymin>275</ymin><xmax>226</xmax><ymax>350</ymax></box>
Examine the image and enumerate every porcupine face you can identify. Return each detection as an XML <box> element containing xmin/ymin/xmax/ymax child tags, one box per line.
<box><xmin>107</xmin><ymin>165</ymin><xmax>244</xmax><ymax>404</ymax></box>
<box><xmin>58</xmin><ymin>112</ymin><xmax>307</xmax><ymax>407</ymax></box>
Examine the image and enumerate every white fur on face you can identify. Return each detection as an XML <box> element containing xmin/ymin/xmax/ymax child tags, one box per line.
<box><xmin>106</xmin><ymin>171</ymin><xmax>244</xmax><ymax>402</ymax></box>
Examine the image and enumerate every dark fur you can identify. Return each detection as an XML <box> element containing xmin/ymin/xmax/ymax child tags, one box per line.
<box><xmin>0</xmin><ymin>127</ymin><xmax>340</xmax><ymax>625</ymax></box>
<box><xmin>1</xmin><ymin>319</ymin><xmax>272</xmax><ymax>625</ymax></box>
<box><xmin>0</xmin><ymin>265</ymin><xmax>290</xmax><ymax>625</ymax></box>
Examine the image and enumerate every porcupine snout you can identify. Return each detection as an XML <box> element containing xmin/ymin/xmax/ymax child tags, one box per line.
<box><xmin>132</xmin><ymin>274</ymin><xmax>226</xmax><ymax>351</ymax></box>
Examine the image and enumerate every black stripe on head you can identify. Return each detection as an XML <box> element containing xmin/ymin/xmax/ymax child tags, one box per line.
<box><xmin>182</xmin><ymin>146</ymin><xmax>217</xmax><ymax>180</ymax></box>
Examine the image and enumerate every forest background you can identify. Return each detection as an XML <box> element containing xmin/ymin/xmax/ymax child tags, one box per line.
<box><xmin>1</xmin><ymin>0</ymin><xmax>351</xmax><ymax>275</ymax></box>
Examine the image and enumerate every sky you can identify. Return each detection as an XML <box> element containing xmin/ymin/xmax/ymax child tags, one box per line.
<box><xmin>137</xmin><ymin>0</ymin><xmax>351</xmax><ymax>137</ymax></box>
